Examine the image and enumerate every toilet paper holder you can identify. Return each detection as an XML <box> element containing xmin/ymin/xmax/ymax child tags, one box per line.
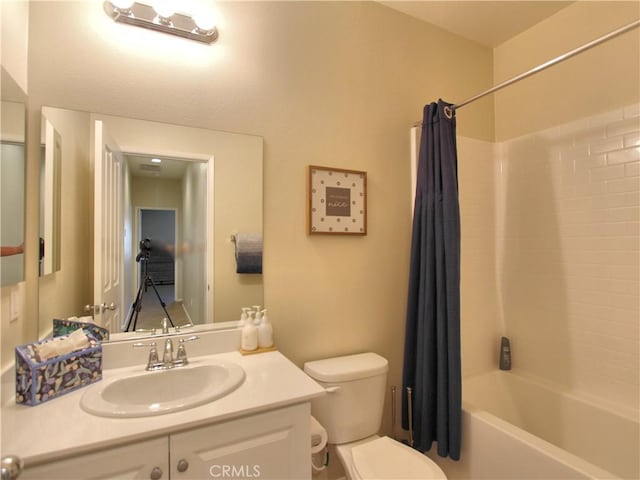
<box><xmin>310</xmin><ymin>415</ymin><xmax>328</xmax><ymax>454</ymax></box>
<box><xmin>310</xmin><ymin>415</ymin><xmax>329</xmax><ymax>473</ymax></box>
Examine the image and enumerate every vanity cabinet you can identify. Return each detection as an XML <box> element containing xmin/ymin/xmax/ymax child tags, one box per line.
<box><xmin>20</xmin><ymin>404</ymin><xmax>311</xmax><ymax>480</ymax></box>
<box><xmin>21</xmin><ymin>437</ymin><xmax>169</xmax><ymax>479</ymax></box>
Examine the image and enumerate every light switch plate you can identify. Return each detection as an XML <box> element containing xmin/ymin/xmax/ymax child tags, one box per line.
<box><xmin>10</xmin><ymin>288</ymin><xmax>20</xmax><ymax>322</ymax></box>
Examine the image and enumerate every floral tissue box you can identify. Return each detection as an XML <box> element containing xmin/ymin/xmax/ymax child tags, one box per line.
<box><xmin>53</xmin><ymin>318</ymin><xmax>110</xmax><ymax>341</ymax></box>
<box><xmin>15</xmin><ymin>333</ymin><xmax>102</xmax><ymax>406</ymax></box>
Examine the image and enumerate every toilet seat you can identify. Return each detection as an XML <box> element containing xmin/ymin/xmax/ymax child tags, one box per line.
<box><xmin>350</xmin><ymin>436</ymin><xmax>447</xmax><ymax>479</ymax></box>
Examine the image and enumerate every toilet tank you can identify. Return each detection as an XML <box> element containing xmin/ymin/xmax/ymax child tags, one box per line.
<box><xmin>304</xmin><ymin>352</ymin><xmax>388</xmax><ymax>445</ymax></box>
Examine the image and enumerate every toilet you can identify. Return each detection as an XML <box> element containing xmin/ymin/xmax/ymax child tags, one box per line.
<box><xmin>304</xmin><ymin>352</ymin><xmax>447</xmax><ymax>480</ymax></box>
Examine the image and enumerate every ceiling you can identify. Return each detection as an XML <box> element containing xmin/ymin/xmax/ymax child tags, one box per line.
<box><xmin>126</xmin><ymin>154</ymin><xmax>190</xmax><ymax>180</ymax></box>
<box><xmin>380</xmin><ymin>1</ymin><xmax>573</xmax><ymax>47</ymax></box>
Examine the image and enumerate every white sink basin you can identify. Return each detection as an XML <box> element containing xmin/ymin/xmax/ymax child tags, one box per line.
<box><xmin>80</xmin><ymin>362</ymin><xmax>245</xmax><ymax>418</ymax></box>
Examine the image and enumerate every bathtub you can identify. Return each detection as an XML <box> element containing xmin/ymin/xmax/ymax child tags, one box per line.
<box><xmin>429</xmin><ymin>370</ymin><xmax>639</xmax><ymax>479</ymax></box>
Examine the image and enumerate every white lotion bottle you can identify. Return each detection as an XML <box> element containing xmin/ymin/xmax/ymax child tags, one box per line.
<box><xmin>257</xmin><ymin>309</ymin><xmax>274</xmax><ymax>348</ymax></box>
<box><xmin>241</xmin><ymin>311</ymin><xmax>258</xmax><ymax>350</ymax></box>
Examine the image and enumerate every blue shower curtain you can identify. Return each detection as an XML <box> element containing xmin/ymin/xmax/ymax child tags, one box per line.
<box><xmin>402</xmin><ymin>99</ymin><xmax>461</xmax><ymax>460</ymax></box>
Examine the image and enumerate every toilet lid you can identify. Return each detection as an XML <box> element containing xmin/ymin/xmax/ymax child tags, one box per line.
<box><xmin>351</xmin><ymin>436</ymin><xmax>447</xmax><ymax>480</ymax></box>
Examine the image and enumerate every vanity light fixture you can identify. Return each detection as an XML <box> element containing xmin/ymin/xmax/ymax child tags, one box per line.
<box><xmin>103</xmin><ymin>1</ymin><xmax>219</xmax><ymax>44</ymax></box>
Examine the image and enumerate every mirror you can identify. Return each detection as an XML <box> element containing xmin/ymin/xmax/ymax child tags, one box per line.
<box><xmin>0</xmin><ymin>67</ymin><xmax>26</xmax><ymax>287</ymax></box>
<box><xmin>37</xmin><ymin>107</ymin><xmax>263</xmax><ymax>340</ymax></box>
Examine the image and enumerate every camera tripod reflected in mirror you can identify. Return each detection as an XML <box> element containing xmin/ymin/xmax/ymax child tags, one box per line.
<box><xmin>124</xmin><ymin>238</ymin><xmax>175</xmax><ymax>332</ymax></box>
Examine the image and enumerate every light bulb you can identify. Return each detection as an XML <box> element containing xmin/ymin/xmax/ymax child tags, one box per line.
<box><xmin>111</xmin><ymin>0</ymin><xmax>135</xmax><ymax>9</ymax></box>
<box><xmin>152</xmin><ymin>0</ymin><xmax>176</xmax><ymax>19</ymax></box>
<box><xmin>192</xmin><ymin>7</ymin><xmax>217</xmax><ymax>33</ymax></box>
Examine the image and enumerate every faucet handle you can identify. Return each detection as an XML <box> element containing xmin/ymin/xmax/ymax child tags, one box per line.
<box><xmin>133</xmin><ymin>341</ymin><xmax>161</xmax><ymax>370</ymax></box>
<box><xmin>175</xmin><ymin>335</ymin><xmax>200</xmax><ymax>366</ymax></box>
<box><xmin>174</xmin><ymin>323</ymin><xmax>193</xmax><ymax>333</ymax></box>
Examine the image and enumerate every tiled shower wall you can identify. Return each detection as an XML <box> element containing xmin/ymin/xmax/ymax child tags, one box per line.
<box><xmin>496</xmin><ymin>104</ymin><xmax>640</xmax><ymax>410</ymax></box>
<box><xmin>457</xmin><ymin>137</ymin><xmax>502</xmax><ymax>378</ymax></box>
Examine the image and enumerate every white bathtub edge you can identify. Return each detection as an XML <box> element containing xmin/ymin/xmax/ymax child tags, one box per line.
<box><xmin>462</xmin><ymin>401</ymin><xmax>620</xmax><ymax>480</ymax></box>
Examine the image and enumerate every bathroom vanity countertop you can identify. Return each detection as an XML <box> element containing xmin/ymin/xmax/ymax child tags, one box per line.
<box><xmin>1</xmin><ymin>350</ymin><xmax>325</xmax><ymax>467</ymax></box>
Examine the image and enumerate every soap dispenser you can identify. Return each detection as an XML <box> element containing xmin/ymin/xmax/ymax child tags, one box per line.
<box><xmin>238</xmin><ymin>307</ymin><xmax>249</xmax><ymax>327</ymax></box>
<box><xmin>257</xmin><ymin>309</ymin><xmax>273</xmax><ymax>348</ymax></box>
<box><xmin>253</xmin><ymin>306</ymin><xmax>262</xmax><ymax>325</ymax></box>
<box><xmin>241</xmin><ymin>311</ymin><xmax>258</xmax><ymax>351</ymax></box>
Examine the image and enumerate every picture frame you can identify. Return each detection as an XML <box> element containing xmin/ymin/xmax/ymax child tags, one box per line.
<box><xmin>308</xmin><ymin>165</ymin><xmax>367</xmax><ymax>235</ymax></box>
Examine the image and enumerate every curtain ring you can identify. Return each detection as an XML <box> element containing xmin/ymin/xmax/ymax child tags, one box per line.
<box><xmin>444</xmin><ymin>105</ymin><xmax>453</xmax><ymax>119</ymax></box>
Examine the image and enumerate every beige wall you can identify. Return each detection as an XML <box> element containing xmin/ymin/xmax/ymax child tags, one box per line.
<box><xmin>494</xmin><ymin>1</ymin><xmax>640</xmax><ymax>141</ymax></box>
<box><xmin>131</xmin><ymin>178</ymin><xmax>182</xmax><ymax>209</ymax></box>
<box><xmin>18</xmin><ymin>1</ymin><xmax>494</xmax><ymax>440</ymax></box>
<box><xmin>213</xmin><ymin>148</ymin><xmax>263</xmax><ymax>323</ymax></box>
<box><xmin>0</xmin><ymin>0</ymin><xmax>29</xmax><ymax>93</ymax></box>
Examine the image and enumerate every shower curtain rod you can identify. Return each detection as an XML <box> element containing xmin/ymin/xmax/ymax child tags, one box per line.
<box><xmin>414</xmin><ymin>19</ymin><xmax>639</xmax><ymax>123</ymax></box>
<box><xmin>452</xmin><ymin>19</ymin><xmax>639</xmax><ymax>110</ymax></box>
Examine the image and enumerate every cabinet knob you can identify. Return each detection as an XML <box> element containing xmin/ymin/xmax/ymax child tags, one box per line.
<box><xmin>149</xmin><ymin>466</ymin><xmax>162</xmax><ymax>480</ymax></box>
<box><xmin>177</xmin><ymin>459</ymin><xmax>189</xmax><ymax>473</ymax></box>
<box><xmin>1</xmin><ymin>456</ymin><xmax>24</xmax><ymax>480</ymax></box>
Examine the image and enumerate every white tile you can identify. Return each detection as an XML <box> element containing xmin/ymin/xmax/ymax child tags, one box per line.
<box><xmin>624</xmin><ymin>132</ymin><xmax>640</xmax><ymax>148</ymax></box>
<box><xmin>608</xmin><ymin>293</ymin><xmax>640</xmax><ymax>311</ymax></box>
<box><xmin>574</xmin><ymin>126</ymin><xmax>607</xmax><ymax>146</ymax></box>
<box><xmin>607</xmin><ymin>147</ymin><xmax>640</xmax><ymax>165</ymax></box>
<box><xmin>574</xmin><ymin>153</ymin><xmax>605</xmax><ymax>171</ymax></box>
<box><xmin>606</xmin><ymin>264</ymin><xmax>640</xmax><ymax>281</ymax></box>
<box><xmin>604</xmin><ymin>206</ymin><xmax>640</xmax><ymax>222</ymax></box>
<box><xmin>602</xmin><ymin>191</ymin><xmax>640</xmax><ymax>208</ymax></box>
<box><xmin>625</xmin><ymin>162</ymin><xmax>640</xmax><ymax>177</ymax></box>
<box><xmin>606</xmin><ymin>178</ymin><xmax>640</xmax><ymax>194</ymax></box>
<box><xmin>590</xmin><ymin>165</ymin><xmax>625</xmax><ymax>183</ymax></box>
<box><xmin>623</xmin><ymin>103</ymin><xmax>640</xmax><ymax>119</ymax></box>
<box><xmin>606</xmin><ymin>117</ymin><xmax>640</xmax><ymax>138</ymax></box>
<box><xmin>589</xmin><ymin>109</ymin><xmax>624</xmax><ymax>128</ymax></box>
<box><xmin>590</xmin><ymin>136</ymin><xmax>624</xmax><ymax>155</ymax></box>
<box><xmin>492</xmin><ymin>103</ymin><xmax>639</xmax><ymax>410</ymax></box>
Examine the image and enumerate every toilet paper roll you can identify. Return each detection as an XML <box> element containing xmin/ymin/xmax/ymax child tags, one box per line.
<box><xmin>310</xmin><ymin>416</ymin><xmax>328</xmax><ymax>454</ymax></box>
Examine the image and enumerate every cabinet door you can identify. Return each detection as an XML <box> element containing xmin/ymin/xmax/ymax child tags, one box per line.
<box><xmin>21</xmin><ymin>437</ymin><xmax>169</xmax><ymax>480</ymax></box>
<box><xmin>170</xmin><ymin>404</ymin><xmax>311</xmax><ymax>480</ymax></box>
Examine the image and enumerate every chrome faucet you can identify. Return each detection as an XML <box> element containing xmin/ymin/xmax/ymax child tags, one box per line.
<box><xmin>162</xmin><ymin>338</ymin><xmax>174</xmax><ymax>364</ymax></box>
<box><xmin>134</xmin><ymin>335</ymin><xmax>200</xmax><ymax>371</ymax></box>
<box><xmin>161</xmin><ymin>317</ymin><xmax>170</xmax><ymax>334</ymax></box>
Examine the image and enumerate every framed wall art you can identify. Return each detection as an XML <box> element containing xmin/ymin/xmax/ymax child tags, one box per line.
<box><xmin>308</xmin><ymin>165</ymin><xmax>367</xmax><ymax>235</ymax></box>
